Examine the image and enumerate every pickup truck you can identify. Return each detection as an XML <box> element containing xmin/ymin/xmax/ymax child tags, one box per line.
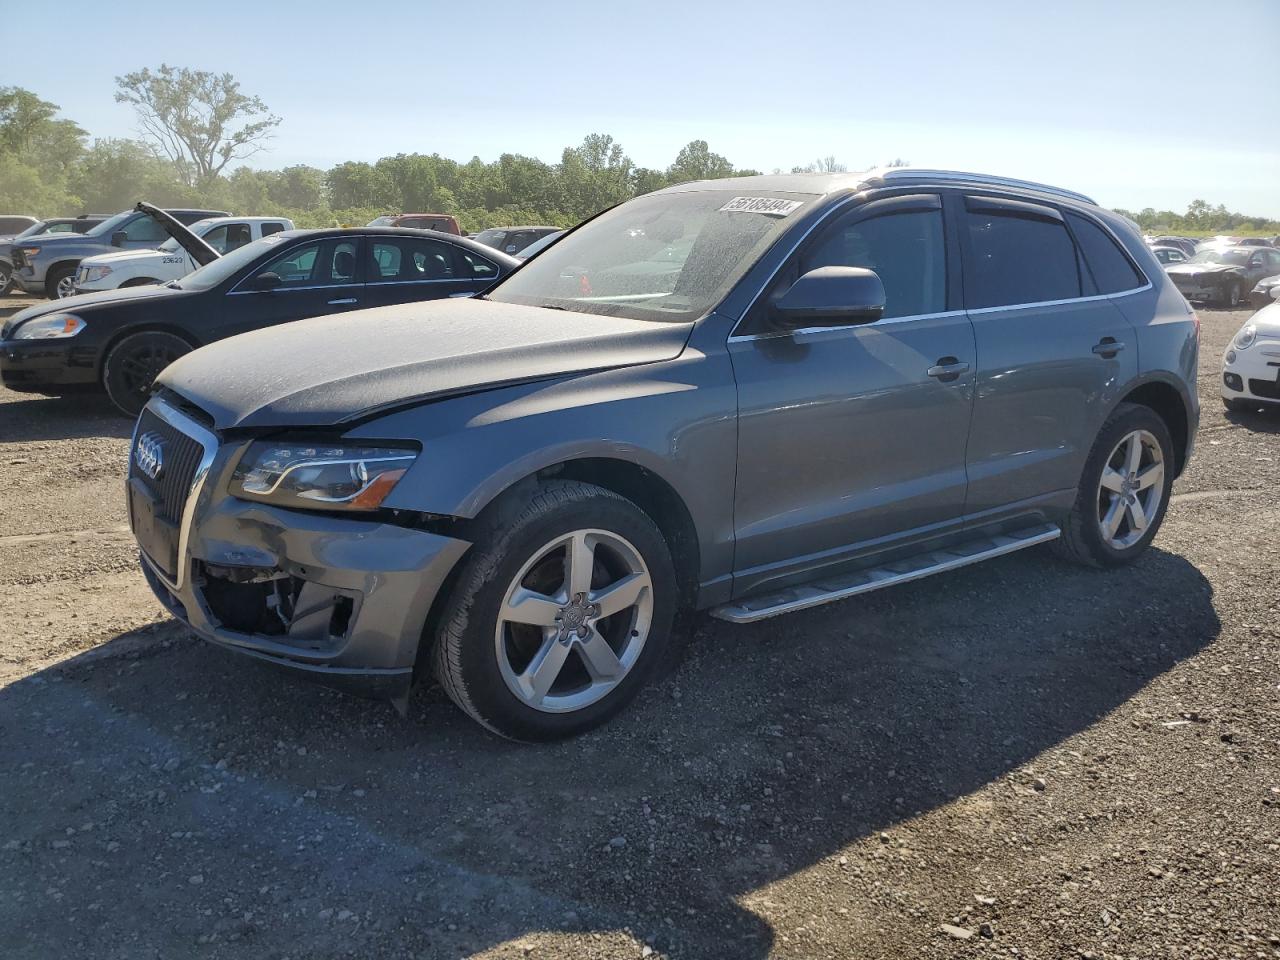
<box><xmin>74</xmin><ymin>216</ymin><xmax>293</xmax><ymax>293</ymax></box>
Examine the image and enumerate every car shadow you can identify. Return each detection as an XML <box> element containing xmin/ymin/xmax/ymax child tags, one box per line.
<box><xmin>1223</xmin><ymin>404</ymin><xmax>1280</xmax><ymax>433</ymax></box>
<box><xmin>0</xmin><ymin>393</ymin><xmax>130</xmax><ymax>443</ymax></box>
<box><xmin>0</xmin><ymin>545</ymin><xmax>1218</xmax><ymax>958</ymax></box>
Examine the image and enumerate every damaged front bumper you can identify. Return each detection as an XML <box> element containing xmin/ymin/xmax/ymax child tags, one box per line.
<box><xmin>132</xmin><ymin>400</ymin><xmax>470</xmax><ymax>702</ymax></box>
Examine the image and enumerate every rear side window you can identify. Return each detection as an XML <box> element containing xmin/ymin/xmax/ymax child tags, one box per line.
<box><xmin>963</xmin><ymin>210</ymin><xmax>1080</xmax><ymax>308</ymax></box>
<box><xmin>802</xmin><ymin>208</ymin><xmax>946</xmax><ymax>319</ymax></box>
<box><xmin>369</xmin><ymin>237</ymin><xmax>458</xmax><ymax>282</ymax></box>
<box><xmin>1066</xmin><ymin>213</ymin><xmax>1143</xmax><ymax>294</ymax></box>
<box><xmin>459</xmin><ymin>250</ymin><xmax>498</xmax><ymax>278</ymax></box>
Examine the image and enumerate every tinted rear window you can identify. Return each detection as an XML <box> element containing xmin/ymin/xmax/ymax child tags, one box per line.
<box><xmin>964</xmin><ymin>210</ymin><xmax>1080</xmax><ymax>308</ymax></box>
<box><xmin>1067</xmin><ymin>213</ymin><xmax>1143</xmax><ymax>294</ymax></box>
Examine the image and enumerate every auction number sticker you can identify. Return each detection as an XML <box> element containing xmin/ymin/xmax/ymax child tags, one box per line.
<box><xmin>718</xmin><ymin>196</ymin><xmax>803</xmax><ymax>216</ymax></box>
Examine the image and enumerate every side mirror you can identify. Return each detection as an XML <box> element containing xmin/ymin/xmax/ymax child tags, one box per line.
<box><xmin>111</xmin><ymin>230</ymin><xmax>128</xmax><ymax>247</ymax></box>
<box><xmin>773</xmin><ymin>266</ymin><xmax>886</xmax><ymax>328</ymax></box>
<box><xmin>250</xmin><ymin>271</ymin><xmax>283</xmax><ymax>291</ymax></box>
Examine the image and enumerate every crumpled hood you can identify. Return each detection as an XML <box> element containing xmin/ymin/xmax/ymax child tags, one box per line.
<box><xmin>1</xmin><ymin>283</ymin><xmax>185</xmax><ymax>339</ymax></box>
<box><xmin>1166</xmin><ymin>262</ymin><xmax>1239</xmax><ymax>278</ymax></box>
<box><xmin>158</xmin><ymin>297</ymin><xmax>693</xmax><ymax>430</ymax></box>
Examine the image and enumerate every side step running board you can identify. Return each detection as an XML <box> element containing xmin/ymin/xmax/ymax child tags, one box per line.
<box><xmin>710</xmin><ymin>523</ymin><xmax>1060</xmax><ymax>624</ymax></box>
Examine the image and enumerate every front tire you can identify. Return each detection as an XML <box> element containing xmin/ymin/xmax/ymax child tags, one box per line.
<box><xmin>432</xmin><ymin>480</ymin><xmax>678</xmax><ymax>741</ymax></box>
<box><xmin>46</xmin><ymin>265</ymin><xmax>77</xmax><ymax>300</ymax></box>
<box><xmin>101</xmin><ymin>331</ymin><xmax>193</xmax><ymax>417</ymax></box>
<box><xmin>1221</xmin><ymin>282</ymin><xmax>1243</xmax><ymax>308</ymax></box>
<box><xmin>0</xmin><ymin>263</ymin><xmax>13</xmax><ymax>296</ymax></box>
<box><xmin>1055</xmin><ymin>403</ymin><xmax>1175</xmax><ymax>568</ymax></box>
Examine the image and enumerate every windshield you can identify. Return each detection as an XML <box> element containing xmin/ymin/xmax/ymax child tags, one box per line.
<box><xmin>13</xmin><ymin>221</ymin><xmax>48</xmax><ymax>240</ymax></box>
<box><xmin>485</xmin><ymin>190</ymin><xmax>818</xmax><ymax>322</ymax></box>
<box><xmin>1189</xmin><ymin>249</ymin><xmax>1249</xmax><ymax>266</ymax></box>
<box><xmin>472</xmin><ymin>229</ymin><xmax>506</xmax><ymax>249</ymax></box>
<box><xmin>517</xmin><ymin>231</ymin><xmax>564</xmax><ymax>259</ymax></box>
<box><xmin>84</xmin><ymin>211</ymin><xmax>134</xmax><ymax>238</ymax></box>
<box><xmin>176</xmin><ymin>234</ymin><xmax>283</xmax><ymax>290</ymax></box>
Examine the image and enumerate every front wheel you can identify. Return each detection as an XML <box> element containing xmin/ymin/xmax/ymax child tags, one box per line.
<box><xmin>101</xmin><ymin>331</ymin><xmax>193</xmax><ymax>417</ymax></box>
<box><xmin>432</xmin><ymin>480</ymin><xmax>678</xmax><ymax>741</ymax></box>
<box><xmin>1221</xmin><ymin>282</ymin><xmax>1243</xmax><ymax>308</ymax></box>
<box><xmin>1055</xmin><ymin>403</ymin><xmax>1175</xmax><ymax>567</ymax></box>
<box><xmin>0</xmin><ymin>263</ymin><xmax>13</xmax><ymax>296</ymax></box>
<box><xmin>46</xmin><ymin>265</ymin><xmax>77</xmax><ymax>300</ymax></box>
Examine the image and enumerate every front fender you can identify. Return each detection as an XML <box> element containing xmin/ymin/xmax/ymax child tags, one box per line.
<box><xmin>344</xmin><ymin>350</ymin><xmax>739</xmax><ymax>585</ymax></box>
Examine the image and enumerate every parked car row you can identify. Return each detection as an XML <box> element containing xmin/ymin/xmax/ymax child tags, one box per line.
<box><xmin>1</xmin><ymin>215</ymin><xmax>517</xmax><ymax>414</ymax></box>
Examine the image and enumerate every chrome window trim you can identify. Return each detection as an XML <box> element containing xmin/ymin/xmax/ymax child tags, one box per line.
<box><xmin>365</xmin><ymin>276</ymin><xmax>467</xmax><ymax>287</ymax></box>
<box><xmin>965</xmin><ymin>281</ymin><xmax>1154</xmax><ymax>316</ymax></box>
<box><xmin>227</xmin><ymin>281</ymin><xmax>360</xmax><ymax>296</ymax></box>
<box><xmin>728</xmin><ymin>309</ymin><xmax>967</xmax><ymax>343</ymax></box>
<box><xmin>128</xmin><ymin>397</ymin><xmax>218</xmax><ymax>592</ymax></box>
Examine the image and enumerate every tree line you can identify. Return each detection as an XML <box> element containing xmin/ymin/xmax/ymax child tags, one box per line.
<box><xmin>1</xmin><ymin>68</ymin><xmax>1277</xmax><ymax>236</ymax></box>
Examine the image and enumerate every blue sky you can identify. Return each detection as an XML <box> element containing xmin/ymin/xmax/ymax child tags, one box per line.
<box><xmin>10</xmin><ymin>0</ymin><xmax>1280</xmax><ymax>216</ymax></box>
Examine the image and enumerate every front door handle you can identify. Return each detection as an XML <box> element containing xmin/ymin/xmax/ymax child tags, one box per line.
<box><xmin>927</xmin><ymin>358</ymin><xmax>970</xmax><ymax>382</ymax></box>
<box><xmin>1092</xmin><ymin>337</ymin><xmax>1125</xmax><ymax>357</ymax></box>
<box><xmin>327</xmin><ymin>297</ymin><xmax>358</xmax><ymax>305</ymax></box>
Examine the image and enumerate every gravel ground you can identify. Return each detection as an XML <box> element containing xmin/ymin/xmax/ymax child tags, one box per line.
<box><xmin>0</xmin><ymin>294</ymin><xmax>1277</xmax><ymax>960</ymax></box>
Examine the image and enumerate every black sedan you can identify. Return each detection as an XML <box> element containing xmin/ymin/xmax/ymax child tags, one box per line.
<box><xmin>0</xmin><ymin>227</ymin><xmax>518</xmax><ymax>415</ymax></box>
<box><xmin>1165</xmin><ymin>245</ymin><xmax>1280</xmax><ymax>307</ymax></box>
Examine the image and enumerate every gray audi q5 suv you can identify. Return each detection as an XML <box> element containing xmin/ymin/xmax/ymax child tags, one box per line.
<box><xmin>127</xmin><ymin>168</ymin><xmax>1199</xmax><ymax>740</ymax></box>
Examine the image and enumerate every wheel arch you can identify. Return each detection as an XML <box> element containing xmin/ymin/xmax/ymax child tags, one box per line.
<box><xmin>1116</xmin><ymin>377</ymin><xmax>1192</xmax><ymax>476</ymax></box>
<box><xmin>96</xmin><ymin>324</ymin><xmax>204</xmax><ymax>379</ymax></box>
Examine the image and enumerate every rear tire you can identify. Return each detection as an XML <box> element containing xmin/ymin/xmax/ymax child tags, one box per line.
<box><xmin>46</xmin><ymin>265</ymin><xmax>77</xmax><ymax>300</ymax></box>
<box><xmin>101</xmin><ymin>331</ymin><xmax>193</xmax><ymax>417</ymax></box>
<box><xmin>431</xmin><ymin>480</ymin><xmax>678</xmax><ymax>741</ymax></box>
<box><xmin>1054</xmin><ymin>403</ymin><xmax>1175</xmax><ymax>568</ymax></box>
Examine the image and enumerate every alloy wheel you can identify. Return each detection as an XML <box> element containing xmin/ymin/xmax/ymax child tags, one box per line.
<box><xmin>56</xmin><ymin>274</ymin><xmax>77</xmax><ymax>298</ymax></box>
<box><xmin>495</xmin><ymin>528</ymin><xmax>653</xmax><ymax>713</ymax></box>
<box><xmin>119</xmin><ymin>344</ymin><xmax>182</xmax><ymax>397</ymax></box>
<box><xmin>1096</xmin><ymin>429</ymin><xmax>1165</xmax><ymax>550</ymax></box>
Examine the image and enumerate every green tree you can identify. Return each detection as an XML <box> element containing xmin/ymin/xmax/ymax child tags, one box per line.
<box><xmin>68</xmin><ymin>138</ymin><xmax>191</xmax><ymax>211</ymax></box>
<box><xmin>114</xmin><ymin>64</ymin><xmax>280</xmax><ymax>187</ymax></box>
<box><xmin>326</xmin><ymin>161</ymin><xmax>392</xmax><ymax>209</ymax></box>
<box><xmin>666</xmin><ymin>140</ymin><xmax>735</xmax><ymax>183</ymax></box>
<box><xmin>270</xmin><ymin>164</ymin><xmax>326</xmax><ymax>210</ymax></box>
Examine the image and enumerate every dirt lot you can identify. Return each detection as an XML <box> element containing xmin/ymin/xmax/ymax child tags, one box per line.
<box><xmin>0</xmin><ymin>293</ymin><xmax>1277</xmax><ymax>960</ymax></box>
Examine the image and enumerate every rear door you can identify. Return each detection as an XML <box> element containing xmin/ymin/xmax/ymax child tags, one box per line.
<box><xmin>361</xmin><ymin>235</ymin><xmax>491</xmax><ymax>309</ymax></box>
<box><xmin>729</xmin><ymin>194</ymin><xmax>977</xmax><ymax>594</ymax></box>
<box><xmin>216</xmin><ymin>236</ymin><xmax>365</xmax><ymax>339</ymax></box>
<box><xmin>958</xmin><ymin>195</ymin><xmax>1141</xmax><ymax>520</ymax></box>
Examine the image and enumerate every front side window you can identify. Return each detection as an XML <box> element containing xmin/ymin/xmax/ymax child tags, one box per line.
<box><xmin>964</xmin><ymin>210</ymin><xmax>1080</xmax><ymax>308</ymax></box>
<box><xmin>459</xmin><ymin>250</ymin><xmax>498</xmax><ymax>278</ymax></box>
<box><xmin>262</xmin><ymin>241</ymin><xmax>322</xmax><ymax>286</ymax></box>
<box><xmin>801</xmin><ymin>207</ymin><xmax>946</xmax><ymax>319</ymax></box>
<box><xmin>1067</xmin><ymin>213</ymin><xmax>1144</xmax><ymax>294</ymax></box>
<box><xmin>487</xmin><ymin>190</ymin><xmax>819</xmax><ymax>322</ymax></box>
<box><xmin>121</xmin><ymin>215</ymin><xmax>169</xmax><ymax>243</ymax></box>
<box><xmin>369</xmin><ymin>237</ymin><xmax>457</xmax><ymax>282</ymax></box>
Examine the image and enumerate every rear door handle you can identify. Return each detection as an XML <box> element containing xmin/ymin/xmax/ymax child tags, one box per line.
<box><xmin>1092</xmin><ymin>337</ymin><xmax>1125</xmax><ymax>357</ymax></box>
<box><xmin>927</xmin><ymin>358</ymin><xmax>970</xmax><ymax>381</ymax></box>
<box><xmin>327</xmin><ymin>297</ymin><xmax>358</xmax><ymax>305</ymax></box>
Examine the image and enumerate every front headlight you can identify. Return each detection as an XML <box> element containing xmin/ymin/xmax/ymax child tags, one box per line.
<box><xmin>81</xmin><ymin>265</ymin><xmax>112</xmax><ymax>283</ymax></box>
<box><xmin>1235</xmin><ymin>324</ymin><xmax>1257</xmax><ymax>350</ymax></box>
<box><xmin>17</xmin><ymin>246</ymin><xmax>41</xmax><ymax>258</ymax></box>
<box><xmin>230</xmin><ymin>441</ymin><xmax>418</xmax><ymax>512</ymax></box>
<box><xmin>12</xmin><ymin>314</ymin><xmax>86</xmax><ymax>340</ymax></box>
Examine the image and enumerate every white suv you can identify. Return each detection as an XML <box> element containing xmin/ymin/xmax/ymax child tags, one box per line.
<box><xmin>74</xmin><ymin>216</ymin><xmax>293</xmax><ymax>293</ymax></box>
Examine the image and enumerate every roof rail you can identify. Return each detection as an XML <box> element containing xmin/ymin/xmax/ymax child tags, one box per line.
<box><xmin>860</xmin><ymin>168</ymin><xmax>1097</xmax><ymax>206</ymax></box>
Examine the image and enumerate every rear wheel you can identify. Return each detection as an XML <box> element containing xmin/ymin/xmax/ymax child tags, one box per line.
<box><xmin>432</xmin><ymin>480</ymin><xmax>678</xmax><ymax>741</ymax></box>
<box><xmin>101</xmin><ymin>331</ymin><xmax>193</xmax><ymax>417</ymax></box>
<box><xmin>46</xmin><ymin>265</ymin><xmax>77</xmax><ymax>300</ymax></box>
<box><xmin>1055</xmin><ymin>403</ymin><xmax>1174</xmax><ymax>567</ymax></box>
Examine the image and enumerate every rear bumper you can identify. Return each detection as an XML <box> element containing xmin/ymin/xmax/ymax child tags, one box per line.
<box><xmin>137</xmin><ymin>486</ymin><xmax>472</xmax><ymax>701</ymax></box>
<box><xmin>0</xmin><ymin>338</ymin><xmax>99</xmax><ymax>392</ymax></box>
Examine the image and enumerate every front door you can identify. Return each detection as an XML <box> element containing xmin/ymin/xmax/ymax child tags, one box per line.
<box><xmin>215</xmin><ymin>237</ymin><xmax>365</xmax><ymax>340</ymax></box>
<box><xmin>728</xmin><ymin>194</ymin><xmax>976</xmax><ymax>596</ymax></box>
<box><xmin>957</xmin><ymin>195</ymin><xmax>1140</xmax><ymax>518</ymax></box>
